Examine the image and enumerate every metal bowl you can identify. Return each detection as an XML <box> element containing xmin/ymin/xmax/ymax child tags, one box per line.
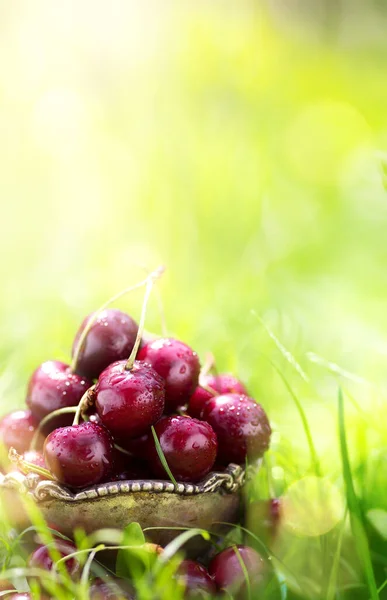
<box><xmin>0</xmin><ymin>464</ymin><xmax>247</xmax><ymax>554</ymax></box>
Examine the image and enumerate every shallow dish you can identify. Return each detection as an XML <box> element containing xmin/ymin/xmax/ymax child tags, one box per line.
<box><xmin>0</xmin><ymin>463</ymin><xmax>248</xmax><ymax>553</ymax></box>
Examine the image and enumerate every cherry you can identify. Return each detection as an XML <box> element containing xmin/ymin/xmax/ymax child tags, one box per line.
<box><xmin>28</xmin><ymin>540</ymin><xmax>80</xmax><ymax>578</ymax></box>
<box><xmin>247</xmin><ymin>498</ymin><xmax>281</xmax><ymax>545</ymax></box>
<box><xmin>22</xmin><ymin>450</ymin><xmax>46</xmax><ymax>470</ymax></box>
<box><xmin>89</xmin><ymin>577</ymin><xmax>135</xmax><ymax>600</ymax></box>
<box><xmin>201</xmin><ymin>393</ymin><xmax>271</xmax><ymax>465</ymax></box>
<box><xmin>188</xmin><ymin>373</ymin><xmax>248</xmax><ymax>419</ymax></box>
<box><xmin>0</xmin><ymin>410</ymin><xmax>40</xmax><ymax>454</ymax></box>
<box><xmin>148</xmin><ymin>416</ymin><xmax>217</xmax><ymax>482</ymax></box>
<box><xmin>175</xmin><ymin>560</ymin><xmax>216</xmax><ymax>598</ymax></box>
<box><xmin>26</xmin><ymin>361</ymin><xmax>93</xmax><ymax>433</ymax></box>
<box><xmin>116</xmin><ymin>431</ymin><xmax>151</xmax><ymax>459</ymax></box>
<box><xmin>110</xmin><ymin>447</ymin><xmax>150</xmax><ymax>481</ymax></box>
<box><xmin>209</xmin><ymin>545</ymin><xmax>267</xmax><ymax>595</ymax></box>
<box><xmin>44</xmin><ymin>422</ymin><xmax>114</xmax><ymax>488</ymax></box>
<box><xmin>137</xmin><ymin>338</ymin><xmax>200</xmax><ymax>412</ymax></box>
<box><xmin>72</xmin><ymin>309</ymin><xmax>139</xmax><ymax>380</ymax></box>
<box><xmin>95</xmin><ymin>360</ymin><xmax>165</xmax><ymax>440</ymax></box>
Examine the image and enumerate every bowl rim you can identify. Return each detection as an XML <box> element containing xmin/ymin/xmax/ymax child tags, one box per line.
<box><xmin>0</xmin><ymin>462</ymin><xmax>257</xmax><ymax>503</ymax></box>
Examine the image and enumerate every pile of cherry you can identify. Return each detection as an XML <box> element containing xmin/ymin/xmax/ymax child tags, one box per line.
<box><xmin>0</xmin><ymin>301</ymin><xmax>271</xmax><ymax>489</ymax></box>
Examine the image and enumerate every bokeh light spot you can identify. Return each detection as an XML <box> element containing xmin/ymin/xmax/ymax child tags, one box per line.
<box><xmin>282</xmin><ymin>476</ymin><xmax>344</xmax><ymax>537</ymax></box>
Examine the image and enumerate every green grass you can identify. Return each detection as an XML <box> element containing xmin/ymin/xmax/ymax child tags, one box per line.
<box><xmin>1</xmin><ymin>2</ymin><xmax>387</xmax><ymax>598</ymax></box>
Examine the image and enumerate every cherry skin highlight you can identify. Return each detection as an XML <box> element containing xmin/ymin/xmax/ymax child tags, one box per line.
<box><xmin>188</xmin><ymin>373</ymin><xmax>248</xmax><ymax>419</ymax></box>
<box><xmin>0</xmin><ymin>410</ymin><xmax>40</xmax><ymax>453</ymax></box>
<box><xmin>95</xmin><ymin>360</ymin><xmax>165</xmax><ymax>440</ymax></box>
<box><xmin>148</xmin><ymin>416</ymin><xmax>217</xmax><ymax>482</ymax></box>
<box><xmin>137</xmin><ymin>338</ymin><xmax>200</xmax><ymax>412</ymax></box>
<box><xmin>27</xmin><ymin>540</ymin><xmax>80</xmax><ymax>578</ymax></box>
<box><xmin>175</xmin><ymin>560</ymin><xmax>216</xmax><ymax>599</ymax></box>
<box><xmin>72</xmin><ymin>308</ymin><xmax>138</xmax><ymax>380</ymax></box>
<box><xmin>201</xmin><ymin>393</ymin><xmax>271</xmax><ymax>465</ymax></box>
<box><xmin>209</xmin><ymin>545</ymin><xmax>267</xmax><ymax>595</ymax></box>
<box><xmin>44</xmin><ymin>422</ymin><xmax>114</xmax><ymax>488</ymax></box>
<box><xmin>26</xmin><ymin>360</ymin><xmax>92</xmax><ymax>433</ymax></box>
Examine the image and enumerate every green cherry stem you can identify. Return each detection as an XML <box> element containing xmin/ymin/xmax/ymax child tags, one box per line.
<box><xmin>72</xmin><ymin>385</ymin><xmax>96</xmax><ymax>426</ymax></box>
<box><xmin>125</xmin><ymin>266</ymin><xmax>165</xmax><ymax>371</ymax></box>
<box><xmin>8</xmin><ymin>448</ymin><xmax>55</xmax><ymax>481</ymax></box>
<box><xmin>30</xmin><ymin>407</ymin><xmax>78</xmax><ymax>450</ymax></box>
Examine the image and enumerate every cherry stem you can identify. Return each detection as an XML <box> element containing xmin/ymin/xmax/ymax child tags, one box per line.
<box><xmin>8</xmin><ymin>448</ymin><xmax>55</xmax><ymax>481</ymax></box>
<box><xmin>70</xmin><ymin>274</ymin><xmax>156</xmax><ymax>374</ymax></box>
<box><xmin>30</xmin><ymin>407</ymin><xmax>78</xmax><ymax>450</ymax></box>
<box><xmin>72</xmin><ymin>385</ymin><xmax>96</xmax><ymax>426</ymax></box>
<box><xmin>125</xmin><ymin>266</ymin><xmax>165</xmax><ymax>371</ymax></box>
<box><xmin>139</xmin><ymin>265</ymin><xmax>168</xmax><ymax>337</ymax></box>
<box><xmin>198</xmin><ymin>353</ymin><xmax>218</xmax><ymax>396</ymax></box>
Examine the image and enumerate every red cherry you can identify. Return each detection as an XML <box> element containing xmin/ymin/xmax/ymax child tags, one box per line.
<box><xmin>89</xmin><ymin>577</ymin><xmax>135</xmax><ymax>599</ymax></box>
<box><xmin>72</xmin><ymin>309</ymin><xmax>138</xmax><ymax>380</ymax></box>
<box><xmin>26</xmin><ymin>361</ymin><xmax>92</xmax><ymax>433</ymax></box>
<box><xmin>95</xmin><ymin>360</ymin><xmax>165</xmax><ymax>440</ymax></box>
<box><xmin>137</xmin><ymin>338</ymin><xmax>200</xmax><ymax>412</ymax></box>
<box><xmin>28</xmin><ymin>540</ymin><xmax>80</xmax><ymax>577</ymax></box>
<box><xmin>175</xmin><ymin>560</ymin><xmax>216</xmax><ymax>598</ymax></box>
<box><xmin>44</xmin><ymin>422</ymin><xmax>114</xmax><ymax>488</ymax></box>
<box><xmin>188</xmin><ymin>373</ymin><xmax>248</xmax><ymax>419</ymax></box>
<box><xmin>209</xmin><ymin>545</ymin><xmax>267</xmax><ymax>595</ymax></box>
<box><xmin>0</xmin><ymin>410</ymin><xmax>40</xmax><ymax>454</ymax></box>
<box><xmin>148</xmin><ymin>416</ymin><xmax>217</xmax><ymax>482</ymax></box>
<box><xmin>201</xmin><ymin>393</ymin><xmax>271</xmax><ymax>465</ymax></box>
<box><xmin>116</xmin><ymin>431</ymin><xmax>151</xmax><ymax>459</ymax></box>
<box><xmin>22</xmin><ymin>450</ymin><xmax>46</xmax><ymax>470</ymax></box>
<box><xmin>110</xmin><ymin>447</ymin><xmax>150</xmax><ymax>481</ymax></box>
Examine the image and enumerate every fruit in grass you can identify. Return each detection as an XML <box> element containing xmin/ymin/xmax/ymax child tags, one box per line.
<box><xmin>201</xmin><ymin>393</ymin><xmax>271</xmax><ymax>465</ymax></box>
<box><xmin>89</xmin><ymin>577</ymin><xmax>136</xmax><ymax>599</ymax></box>
<box><xmin>95</xmin><ymin>360</ymin><xmax>165</xmax><ymax>439</ymax></box>
<box><xmin>72</xmin><ymin>308</ymin><xmax>139</xmax><ymax>380</ymax></box>
<box><xmin>148</xmin><ymin>416</ymin><xmax>217</xmax><ymax>482</ymax></box>
<box><xmin>188</xmin><ymin>372</ymin><xmax>248</xmax><ymax>419</ymax></box>
<box><xmin>27</xmin><ymin>540</ymin><xmax>80</xmax><ymax>578</ymax></box>
<box><xmin>137</xmin><ymin>338</ymin><xmax>200</xmax><ymax>412</ymax></box>
<box><xmin>26</xmin><ymin>361</ymin><xmax>92</xmax><ymax>433</ymax></box>
<box><xmin>0</xmin><ymin>410</ymin><xmax>40</xmax><ymax>454</ymax></box>
<box><xmin>209</xmin><ymin>545</ymin><xmax>267</xmax><ymax>595</ymax></box>
<box><xmin>175</xmin><ymin>560</ymin><xmax>216</xmax><ymax>598</ymax></box>
<box><xmin>44</xmin><ymin>422</ymin><xmax>114</xmax><ymax>488</ymax></box>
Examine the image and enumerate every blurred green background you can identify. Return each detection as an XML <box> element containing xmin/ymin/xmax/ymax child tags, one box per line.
<box><xmin>2</xmin><ymin>2</ymin><xmax>387</xmax><ymax>596</ymax></box>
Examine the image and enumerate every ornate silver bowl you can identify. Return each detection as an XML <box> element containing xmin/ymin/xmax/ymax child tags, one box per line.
<box><xmin>0</xmin><ymin>464</ymin><xmax>247</xmax><ymax>553</ymax></box>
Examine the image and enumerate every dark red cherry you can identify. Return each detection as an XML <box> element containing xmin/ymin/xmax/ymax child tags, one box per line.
<box><xmin>28</xmin><ymin>540</ymin><xmax>80</xmax><ymax>578</ymax></box>
<box><xmin>188</xmin><ymin>373</ymin><xmax>248</xmax><ymax>419</ymax></box>
<box><xmin>148</xmin><ymin>416</ymin><xmax>217</xmax><ymax>482</ymax></box>
<box><xmin>137</xmin><ymin>338</ymin><xmax>200</xmax><ymax>412</ymax></box>
<box><xmin>89</xmin><ymin>577</ymin><xmax>135</xmax><ymax>599</ymax></box>
<box><xmin>175</xmin><ymin>560</ymin><xmax>216</xmax><ymax>598</ymax></box>
<box><xmin>209</xmin><ymin>545</ymin><xmax>267</xmax><ymax>595</ymax></box>
<box><xmin>201</xmin><ymin>394</ymin><xmax>271</xmax><ymax>465</ymax></box>
<box><xmin>26</xmin><ymin>361</ymin><xmax>92</xmax><ymax>433</ymax></box>
<box><xmin>95</xmin><ymin>360</ymin><xmax>165</xmax><ymax>439</ymax></box>
<box><xmin>72</xmin><ymin>309</ymin><xmax>138</xmax><ymax>380</ymax></box>
<box><xmin>0</xmin><ymin>410</ymin><xmax>40</xmax><ymax>454</ymax></box>
<box><xmin>110</xmin><ymin>447</ymin><xmax>150</xmax><ymax>481</ymax></box>
<box><xmin>116</xmin><ymin>431</ymin><xmax>151</xmax><ymax>459</ymax></box>
<box><xmin>44</xmin><ymin>422</ymin><xmax>114</xmax><ymax>488</ymax></box>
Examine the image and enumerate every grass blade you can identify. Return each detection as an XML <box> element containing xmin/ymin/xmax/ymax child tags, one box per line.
<box><xmin>269</xmin><ymin>359</ymin><xmax>321</xmax><ymax>477</ymax></box>
<box><xmin>151</xmin><ymin>426</ymin><xmax>178</xmax><ymax>488</ymax></box>
<box><xmin>338</xmin><ymin>388</ymin><xmax>379</xmax><ymax>600</ymax></box>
